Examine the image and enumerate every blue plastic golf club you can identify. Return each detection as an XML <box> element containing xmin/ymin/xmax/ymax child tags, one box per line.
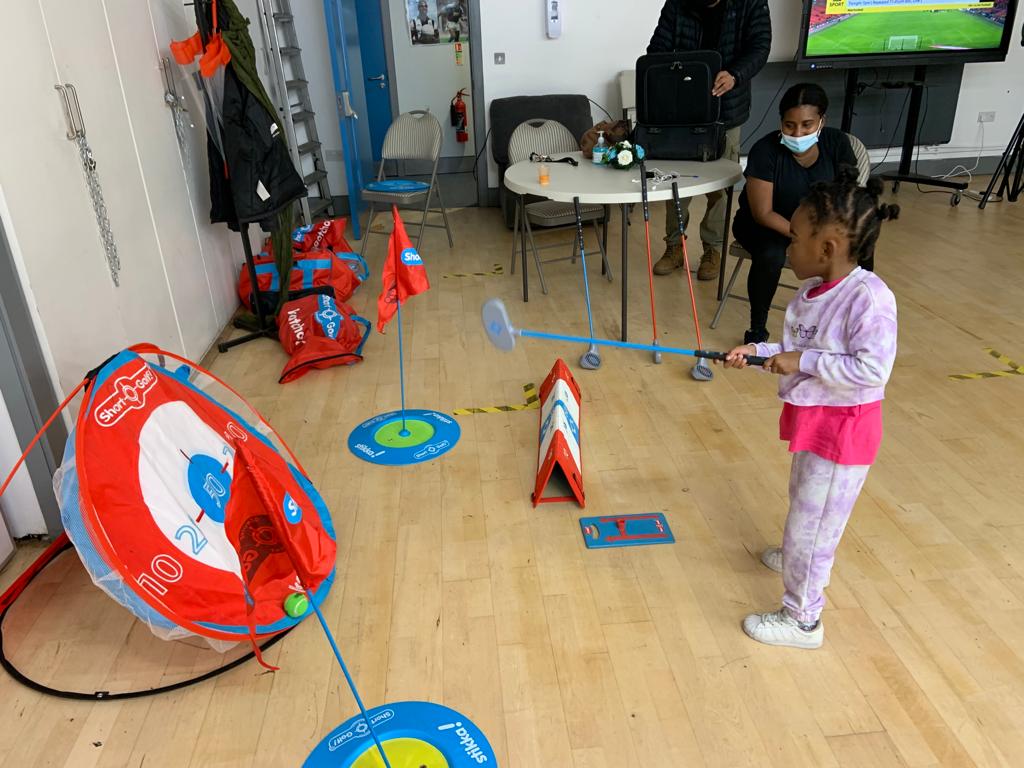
<box><xmin>482</xmin><ymin>298</ymin><xmax>767</xmax><ymax>366</ymax></box>
<box><xmin>672</xmin><ymin>183</ymin><xmax>714</xmax><ymax>382</ymax></box>
<box><xmin>639</xmin><ymin>161</ymin><xmax>662</xmax><ymax>364</ymax></box>
<box><xmin>572</xmin><ymin>197</ymin><xmax>601</xmax><ymax>370</ymax></box>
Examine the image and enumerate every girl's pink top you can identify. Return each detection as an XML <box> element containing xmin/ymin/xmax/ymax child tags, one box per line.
<box><xmin>768</xmin><ymin>274</ymin><xmax>886</xmax><ymax>466</ymax></box>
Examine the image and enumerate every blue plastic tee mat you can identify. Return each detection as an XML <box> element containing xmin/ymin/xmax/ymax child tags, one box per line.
<box><xmin>580</xmin><ymin>513</ymin><xmax>675</xmax><ymax>549</ymax></box>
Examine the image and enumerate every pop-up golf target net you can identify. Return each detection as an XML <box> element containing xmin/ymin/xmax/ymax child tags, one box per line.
<box><xmin>0</xmin><ymin>345</ymin><xmax>337</xmax><ymax>697</ymax></box>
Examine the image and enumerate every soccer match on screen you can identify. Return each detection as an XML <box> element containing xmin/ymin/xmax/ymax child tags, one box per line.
<box><xmin>804</xmin><ymin>0</ymin><xmax>1011</xmax><ymax>57</ymax></box>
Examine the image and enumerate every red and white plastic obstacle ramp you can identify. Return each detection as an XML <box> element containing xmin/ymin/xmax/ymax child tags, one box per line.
<box><xmin>533</xmin><ymin>359</ymin><xmax>585</xmax><ymax>508</ymax></box>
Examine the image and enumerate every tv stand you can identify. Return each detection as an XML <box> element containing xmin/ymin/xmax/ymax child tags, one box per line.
<box><xmin>840</xmin><ymin>65</ymin><xmax>967</xmax><ymax>207</ymax></box>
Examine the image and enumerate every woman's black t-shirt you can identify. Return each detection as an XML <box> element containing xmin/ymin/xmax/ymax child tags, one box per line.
<box><xmin>735</xmin><ymin>127</ymin><xmax>858</xmax><ymax>231</ymax></box>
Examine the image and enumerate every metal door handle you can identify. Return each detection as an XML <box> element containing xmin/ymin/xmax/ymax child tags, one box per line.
<box><xmin>54</xmin><ymin>84</ymin><xmax>76</xmax><ymax>140</ymax></box>
<box><xmin>65</xmin><ymin>83</ymin><xmax>86</xmax><ymax>136</ymax></box>
<box><xmin>367</xmin><ymin>74</ymin><xmax>385</xmax><ymax>81</ymax></box>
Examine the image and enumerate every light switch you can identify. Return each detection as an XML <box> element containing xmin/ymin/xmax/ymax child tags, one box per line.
<box><xmin>494</xmin><ymin>52</ymin><xmax>506</xmax><ymax>65</ymax></box>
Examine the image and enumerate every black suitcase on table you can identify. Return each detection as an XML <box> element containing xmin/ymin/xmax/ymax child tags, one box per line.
<box><xmin>633</xmin><ymin>51</ymin><xmax>726</xmax><ymax>162</ymax></box>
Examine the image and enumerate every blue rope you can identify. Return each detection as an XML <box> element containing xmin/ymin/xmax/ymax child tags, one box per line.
<box><xmin>306</xmin><ymin>590</ymin><xmax>394</xmax><ymax>768</ymax></box>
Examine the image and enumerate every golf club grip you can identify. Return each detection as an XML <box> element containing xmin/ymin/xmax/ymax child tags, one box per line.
<box><xmin>572</xmin><ymin>196</ymin><xmax>585</xmax><ymax>246</ymax></box>
<box><xmin>639</xmin><ymin>162</ymin><xmax>649</xmax><ymax>220</ymax></box>
<box><xmin>695</xmin><ymin>350</ymin><xmax>768</xmax><ymax>366</ymax></box>
<box><xmin>671</xmin><ymin>182</ymin><xmax>684</xmax><ymax>231</ymax></box>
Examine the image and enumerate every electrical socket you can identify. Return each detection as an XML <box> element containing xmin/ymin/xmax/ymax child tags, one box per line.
<box><xmin>324</xmin><ymin>149</ymin><xmax>343</xmax><ymax>161</ymax></box>
<box><xmin>978</xmin><ymin>111</ymin><xmax>996</xmax><ymax>123</ymax></box>
<box><xmin>494</xmin><ymin>52</ymin><xmax>506</xmax><ymax>65</ymax></box>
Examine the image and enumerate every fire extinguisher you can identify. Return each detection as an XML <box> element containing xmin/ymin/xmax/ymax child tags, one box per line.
<box><xmin>450</xmin><ymin>89</ymin><xmax>469</xmax><ymax>143</ymax></box>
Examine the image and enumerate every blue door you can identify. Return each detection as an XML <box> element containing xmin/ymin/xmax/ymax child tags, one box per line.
<box><xmin>354</xmin><ymin>0</ymin><xmax>392</xmax><ymax>162</ymax></box>
<box><xmin>323</xmin><ymin>0</ymin><xmax>375</xmax><ymax>239</ymax></box>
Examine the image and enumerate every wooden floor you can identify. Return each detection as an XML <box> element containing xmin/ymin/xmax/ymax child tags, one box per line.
<box><xmin>2</xmin><ymin>187</ymin><xmax>1024</xmax><ymax>767</ymax></box>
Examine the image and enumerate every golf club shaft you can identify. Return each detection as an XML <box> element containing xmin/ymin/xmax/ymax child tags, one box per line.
<box><xmin>518</xmin><ymin>328</ymin><xmax>766</xmax><ymax>365</ymax></box>
<box><xmin>572</xmin><ymin>197</ymin><xmax>597</xmax><ymax>340</ymax></box>
<box><xmin>672</xmin><ymin>182</ymin><xmax>706</xmax><ymax>351</ymax></box>
<box><xmin>639</xmin><ymin>161</ymin><xmax>660</xmax><ymax>343</ymax></box>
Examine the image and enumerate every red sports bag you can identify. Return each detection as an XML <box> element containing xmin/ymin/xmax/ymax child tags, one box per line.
<box><xmin>238</xmin><ymin>250</ymin><xmax>369</xmax><ymax>317</ymax></box>
<box><xmin>290</xmin><ymin>218</ymin><xmax>354</xmax><ymax>253</ymax></box>
<box><xmin>278</xmin><ymin>294</ymin><xmax>371</xmax><ymax>383</ymax></box>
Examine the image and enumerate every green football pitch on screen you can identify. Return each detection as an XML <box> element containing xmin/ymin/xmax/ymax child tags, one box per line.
<box><xmin>807</xmin><ymin>10</ymin><xmax>1003</xmax><ymax>56</ymax></box>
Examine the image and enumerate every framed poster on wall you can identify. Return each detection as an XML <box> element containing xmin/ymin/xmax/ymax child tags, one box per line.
<box><xmin>408</xmin><ymin>0</ymin><xmax>469</xmax><ymax>45</ymax></box>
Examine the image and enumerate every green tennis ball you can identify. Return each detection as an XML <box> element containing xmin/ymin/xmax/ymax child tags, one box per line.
<box><xmin>283</xmin><ymin>592</ymin><xmax>309</xmax><ymax>618</ymax></box>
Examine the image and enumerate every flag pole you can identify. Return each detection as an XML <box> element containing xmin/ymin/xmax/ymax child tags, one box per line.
<box><xmin>391</xmin><ymin>219</ymin><xmax>409</xmax><ymax>438</ymax></box>
<box><xmin>396</xmin><ymin>291</ymin><xmax>409</xmax><ymax>437</ymax></box>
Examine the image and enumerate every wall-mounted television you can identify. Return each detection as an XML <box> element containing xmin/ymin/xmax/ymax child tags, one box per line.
<box><xmin>796</xmin><ymin>0</ymin><xmax>1019</xmax><ymax>69</ymax></box>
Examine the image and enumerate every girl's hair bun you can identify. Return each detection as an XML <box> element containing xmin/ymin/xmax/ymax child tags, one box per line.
<box><xmin>877</xmin><ymin>203</ymin><xmax>900</xmax><ymax>222</ymax></box>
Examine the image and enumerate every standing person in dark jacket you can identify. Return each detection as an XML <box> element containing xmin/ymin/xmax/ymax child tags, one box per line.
<box><xmin>648</xmin><ymin>0</ymin><xmax>772</xmax><ymax>281</ymax></box>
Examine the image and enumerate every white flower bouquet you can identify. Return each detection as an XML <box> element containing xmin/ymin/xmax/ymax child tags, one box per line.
<box><xmin>603</xmin><ymin>140</ymin><xmax>645</xmax><ymax>170</ymax></box>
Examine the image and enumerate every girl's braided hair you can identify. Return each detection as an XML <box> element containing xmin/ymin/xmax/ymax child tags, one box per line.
<box><xmin>802</xmin><ymin>165</ymin><xmax>900</xmax><ymax>268</ymax></box>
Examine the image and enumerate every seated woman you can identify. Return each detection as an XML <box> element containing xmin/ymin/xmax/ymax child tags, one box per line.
<box><xmin>733</xmin><ymin>83</ymin><xmax>859</xmax><ymax>344</ymax></box>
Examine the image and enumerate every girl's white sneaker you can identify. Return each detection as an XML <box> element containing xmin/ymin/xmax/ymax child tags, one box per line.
<box><xmin>742</xmin><ymin>609</ymin><xmax>823</xmax><ymax>649</ymax></box>
<box><xmin>760</xmin><ymin>546</ymin><xmax>783</xmax><ymax>573</ymax></box>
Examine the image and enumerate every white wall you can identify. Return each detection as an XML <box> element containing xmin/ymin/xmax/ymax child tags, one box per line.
<box><xmin>937</xmin><ymin>45</ymin><xmax>1024</xmax><ymax>161</ymax></box>
<box><xmin>478</xmin><ymin>0</ymin><xmax>1024</xmax><ymax>185</ymax></box>
<box><xmin>388</xmin><ymin>0</ymin><xmax>475</xmax><ymax>158</ymax></box>
<box><xmin>293</xmin><ymin>3</ymin><xmax>350</xmax><ymax>193</ymax></box>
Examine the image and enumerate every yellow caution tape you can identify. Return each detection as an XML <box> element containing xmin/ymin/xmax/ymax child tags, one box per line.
<box><xmin>453</xmin><ymin>383</ymin><xmax>539</xmax><ymax>415</ymax></box>
<box><xmin>949</xmin><ymin>347</ymin><xmax>1023</xmax><ymax>380</ymax></box>
<box><xmin>442</xmin><ymin>263</ymin><xmax>504</xmax><ymax>279</ymax></box>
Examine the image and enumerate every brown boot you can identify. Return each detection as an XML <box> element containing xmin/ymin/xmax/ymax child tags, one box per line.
<box><xmin>653</xmin><ymin>243</ymin><xmax>684</xmax><ymax>275</ymax></box>
<box><xmin>697</xmin><ymin>246</ymin><xmax>721</xmax><ymax>281</ymax></box>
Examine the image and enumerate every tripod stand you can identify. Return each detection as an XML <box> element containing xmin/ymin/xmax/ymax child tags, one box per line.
<box><xmin>216</xmin><ymin>223</ymin><xmax>277</xmax><ymax>353</ymax></box>
<box><xmin>977</xmin><ymin>109</ymin><xmax>1024</xmax><ymax>209</ymax></box>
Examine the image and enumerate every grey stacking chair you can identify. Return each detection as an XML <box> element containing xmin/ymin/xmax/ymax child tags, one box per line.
<box><xmin>360</xmin><ymin>110</ymin><xmax>453</xmax><ymax>257</ymax></box>
<box><xmin>508</xmin><ymin>119</ymin><xmax>610</xmax><ymax>298</ymax></box>
<box><xmin>711</xmin><ymin>132</ymin><xmax>872</xmax><ymax>328</ymax></box>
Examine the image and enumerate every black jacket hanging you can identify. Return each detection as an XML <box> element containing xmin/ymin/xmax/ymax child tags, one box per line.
<box><xmin>218</xmin><ymin>65</ymin><xmax>305</xmax><ymax>228</ymax></box>
<box><xmin>193</xmin><ymin>0</ymin><xmax>305</xmax><ymax>229</ymax></box>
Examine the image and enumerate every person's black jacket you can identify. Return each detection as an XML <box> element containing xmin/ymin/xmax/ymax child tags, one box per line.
<box><xmin>647</xmin><ymin>0</ymin><xmax>772</xmax><ymax>129</ymax></box>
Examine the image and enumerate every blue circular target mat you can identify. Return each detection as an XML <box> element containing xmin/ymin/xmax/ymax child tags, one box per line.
<box><xmin>347</xmin><ymin>409</ymin><xmax>460</xmax><ymax>466</ymax></box>
<box><xmin>304</xmin><ymin>701</ymin><xmax>495</xmax><ymax>767</ymax></box>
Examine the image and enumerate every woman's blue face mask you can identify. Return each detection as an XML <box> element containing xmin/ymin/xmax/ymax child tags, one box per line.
<box><xmin>780</xmin><ymin>120</ymin><xmax>822</xmax><ymax>154</ymax></box>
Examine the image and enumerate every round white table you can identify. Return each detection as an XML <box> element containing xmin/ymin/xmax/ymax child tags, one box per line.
<box><xmin>504</xmin><ymin>152</ymin><xmax>743</xmax><ymax>341</ymax></box>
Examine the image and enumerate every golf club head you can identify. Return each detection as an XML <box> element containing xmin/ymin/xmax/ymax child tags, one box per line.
<box><xmin>482</xmin><ymin>298</ymin><xmax>517</xmax><ymax>352</ymax></box>
<box><xmin>690</xmin><ymin>360</ymin><xmax>714</xmax><ymax>382</ymax></box>
<box><xmin>579</xmin><ymin>345</ymin><xmax>601</xmax><ymax>370</ymax></box>
<box><xmin>653</xmin><ymin>338</ymin><xmax>662</xmax><ymax>365</ymax></box>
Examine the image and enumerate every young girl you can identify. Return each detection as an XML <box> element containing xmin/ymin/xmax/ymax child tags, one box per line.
<box><xmin>725</xmin><ymin>168</ymin><xmax>900</xmax><ymax>649</ymax></box>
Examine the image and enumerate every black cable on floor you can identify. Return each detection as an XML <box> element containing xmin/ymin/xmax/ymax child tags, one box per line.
<box><xmin>0</xmin><ymin>541</ymin><xmax>292</xmax><ymax>700</ymax></box>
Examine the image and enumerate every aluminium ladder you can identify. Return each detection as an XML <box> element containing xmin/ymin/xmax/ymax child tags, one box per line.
<box><xmin>256</xmin><ymin>0</ymin><xmax>334</xmax><ymax>224</ymax></box>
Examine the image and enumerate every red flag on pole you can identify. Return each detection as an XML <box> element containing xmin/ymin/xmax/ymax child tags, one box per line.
<box><xmin>377</xmin><ymin>206</ymin><xmax>430</xmax><ymax>333</ymax></box>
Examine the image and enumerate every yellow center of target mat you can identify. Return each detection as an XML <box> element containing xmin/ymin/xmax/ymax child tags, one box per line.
<box><xmin>351</xmin><ymin>737</ymin><xmax>449</xmax><ymax>768</ymax></box>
